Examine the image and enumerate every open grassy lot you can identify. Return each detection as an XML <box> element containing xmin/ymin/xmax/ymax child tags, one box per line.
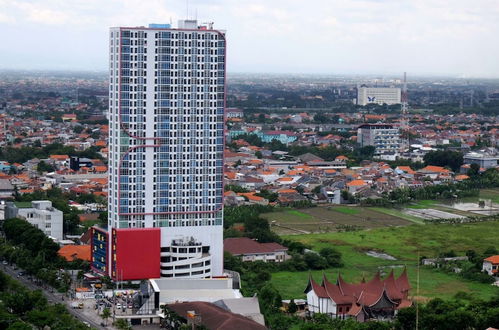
<box><xmin>263</xmin><ymin>206</ymin><xmax>412</xmax><ymax>234</ymax></box>
<box><xmin>270</xmin><ymin>221</ymin><xmax>499</xmax><ymax>301</ymax></box>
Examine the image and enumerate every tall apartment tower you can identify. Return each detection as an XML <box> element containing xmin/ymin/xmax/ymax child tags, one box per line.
<box><xmin>93</xmin><ymin>20</ymin><xmax>225</xmax><ymax>281</ymax></box>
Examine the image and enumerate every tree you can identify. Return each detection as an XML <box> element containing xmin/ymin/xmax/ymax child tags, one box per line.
<box><xmin>36</xmin><ymin>161</ymin><xmax>55</xmax><ymax>174</ymax></box>
<box><xmin>423</xmin><ymin>150</ymin><xmax>463</xmax><ymax>172</ymax></box>
<box><xmin>319</xmin><ymin>247</ymin><xmax>343</xmax><ymax>267</ymax></box>
<box><xmin>255</xmin><ymin>150</ymin><xmax>263</xmax><ymax>159</ymax></box>
<box><xmin>287</xmin><ymin>299</ymin><xmax>298</xmax><ymax>314</ymax></box>
<box><xmin>101</xmin><ymin>308</ymin><xmax>111</xmax><ymax>326</ymax></box>
<box><xmin>114</xmin><ymin>319</ymin><xmax>131</xmax><ymax>330</ymax></box>
<box><xmin>6</xmin><ymin>321</ymin><xmax>32</xmax><ymax>330</ymax></box>
<box><xmin>356</xmin><ymin>146</ymin><xmax>376</xmax><ymax>161</ymax></box>
<box><xmin>467</xmin><ymin>163</ymin><xmax>480</xmax><ymax>177</ymax></box>
<box><xmin>258</xmin><ymin>283</ymin><xmax>282</xmax><ymax>313</ymax></box>
<box><xmin>73</xmin><ymin>126</ymin><xmax>84</xmax><ymax>134</ymax></box>
<box><xmin>303</xmin><ymin>252</ymin><xmax>328</xmax><ymax>270</ymax></box>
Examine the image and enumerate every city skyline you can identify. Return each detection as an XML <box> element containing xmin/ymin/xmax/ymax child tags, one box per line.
<box><xmin>1</xmin><ymin>0</ymin><xmax>499</xmax><ymax>77</ymax></box>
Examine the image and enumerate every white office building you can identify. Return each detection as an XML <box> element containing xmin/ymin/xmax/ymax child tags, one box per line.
<box><xmin>17</xmin><ymin>201</ymin><xmax>63</xmax><ymax>241</ymax></box>
<box><xmin>107</xmin><ymin>19</ymin><xmax>225</xmax><ymax>278</ymax></box>
<box><xmin>357</xmin><ymin>86</ymin><xmax>401</xmax><ymax>106</ymax></box>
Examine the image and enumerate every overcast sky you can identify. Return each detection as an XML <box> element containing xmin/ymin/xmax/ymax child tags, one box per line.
<box><xmin>1</xmin><ymin>0</ymin><xmax>498</xmax><ymax>77</ymax></box>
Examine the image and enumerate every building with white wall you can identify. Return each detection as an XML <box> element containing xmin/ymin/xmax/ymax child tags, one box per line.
<box><xmin>357</xmin><ymin>87</ymin><xmax>401</xmax><ymax>106</ymax></box>
<box><xmin>357</xmin><ymin>123</ymin><xmax>401</xmax><ymax>155</ymax></box>
<box><xmin>17</xmin><ymin>201</ymin><xmax>63</xmax><ymax>241</ymax></box>
<box><xmin>98</xmin><ymin>19</ymin><xmax>225</xmax><ymax>281</ymax></box>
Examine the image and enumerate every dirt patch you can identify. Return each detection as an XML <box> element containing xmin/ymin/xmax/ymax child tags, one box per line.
<box><xmin>366</xmin><ymin>250</ymin><xmax>397</xmax><ymax>260</ymax></box>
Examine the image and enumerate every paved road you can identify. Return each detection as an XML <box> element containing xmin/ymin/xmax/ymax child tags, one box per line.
<box><xmin>2</xmin><ymin>264</ymin><xmax>106</xmax><ymax>330</ymax></box>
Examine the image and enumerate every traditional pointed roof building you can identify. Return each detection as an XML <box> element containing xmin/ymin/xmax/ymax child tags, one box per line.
<box><xmin>304</xmin><ymin>270</ymin><xmax>411</xmax><ymax>322</ymax></box>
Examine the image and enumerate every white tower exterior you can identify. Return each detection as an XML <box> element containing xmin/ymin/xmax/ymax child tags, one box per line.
<box><xmin>108</xmin><ymin>20</ymin><xmax>225</xmax><ymax>278</ymax></box>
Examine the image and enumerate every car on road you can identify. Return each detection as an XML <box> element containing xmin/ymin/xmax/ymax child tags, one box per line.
<box><xmin>116</xmin><ymin>303</ymin><xmax>122</xmax><ymax>309</ymax></box>
<box><xmin>2</xmin><ymin>260</ymin><xmax>7</xmax><ymax>265</ymax></box>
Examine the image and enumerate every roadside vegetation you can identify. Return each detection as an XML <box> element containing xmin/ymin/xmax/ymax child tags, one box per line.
<box><xmin>0</xmin><ymin>270</ymin><xmax>89</xmax><ymax>330</ymax></box>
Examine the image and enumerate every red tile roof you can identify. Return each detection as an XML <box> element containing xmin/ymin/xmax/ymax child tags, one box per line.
<box><xmin>484</xmin><ymin>255</ymin><xmax>499</xmax><ymax>264</ymax></box>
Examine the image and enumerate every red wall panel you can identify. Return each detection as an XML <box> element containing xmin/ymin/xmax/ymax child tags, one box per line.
<box><xmin>112</xmin><ymin>228</ymin><xmax>160</xmax><ymax>281</ymax></box>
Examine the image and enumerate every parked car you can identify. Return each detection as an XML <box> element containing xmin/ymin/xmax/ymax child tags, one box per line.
<box><xmin>116</xmin><ymin>303</ymin><xmax>122</xmax><ymax>309</ymax></box>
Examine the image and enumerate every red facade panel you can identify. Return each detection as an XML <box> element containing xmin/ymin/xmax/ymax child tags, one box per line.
<box><xmin>112</xmin><ymin>228</ymin><xmax>160</xmax><ymax>281</ymax></box>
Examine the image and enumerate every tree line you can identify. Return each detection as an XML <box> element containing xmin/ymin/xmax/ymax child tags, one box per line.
<box><xmin>1</xmin><ymin>218</ymin><xmax>89</xmax><ymax>292</ymax></box>
<box><xmin>0</xmin><ymin>142</ymin><xmax>105</xmax><ymax>164</ymax></box>
<box><xmin>0</xmin><ymin>270</ymin><xmax>90</xmax><ymax>330</ymax></box>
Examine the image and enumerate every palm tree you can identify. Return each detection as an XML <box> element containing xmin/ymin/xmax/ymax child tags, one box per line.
<box><xmin>101</xmin><ymin>307</ymin><xmax>111</xmax><ymax>326</ymax></box>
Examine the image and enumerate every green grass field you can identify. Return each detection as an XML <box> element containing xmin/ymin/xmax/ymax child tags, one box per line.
<box><xmin>479</xmin><ymin>189</ymin><xmax>499</xmax><ymax>203</ymax></box>
<box><xmin>333</xmin><ymin>206</ymin><xmax>361</xmax><ymax>215</ymax></box>
<box><xmin>407</xmin><ymin>200</ymin><xmax>438</xmax><ymax>209</ymax></box>
<box><xmin>270</xmin><ymin>221</ymin><xmax>499</xmax><ymax>301</ymax></box>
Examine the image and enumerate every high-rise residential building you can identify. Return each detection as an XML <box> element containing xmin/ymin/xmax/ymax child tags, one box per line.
<box><xmin>357</xmin><ymin>123</ymin><xmax>401</xmax><ymax>156</ymax></box>
<box><xmin>91</xmin><ymin>19</ymin><xmax>225</xmax><ymax>281</ymax></box>
<box><xmin>357</xmin><ymin>86</ymin><xmax>401</xmax><ymax>106</ymax></box>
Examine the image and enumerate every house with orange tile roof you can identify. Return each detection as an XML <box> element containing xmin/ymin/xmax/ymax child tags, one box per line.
<box><xmin>395</xmin><ymin>166</ymin><xmax>416</xmax><ymax>175</ymax></box>
<box><xmin>93</xmin><ymin>166</ymin><xmax>107</xmax><ymax>174</ymax></box>
<box><xmin>58</xmin><ymin>245</ymin><xmax>91</xmax><ymax>262</ymax></box>
<box><xmin>237</xmin><ymin>192</ymin><xmax>269</xmax><ymax>206</ymax></box>
<box><xmin>417</xmin><ymin>165</ymin><xmax>451</xmax><ymax>179</ymax></box>
<box><xmin>346</xmin><ymin>179</ymin><xmax>368</xmax><ymax>193</ymax></box>
<box><xmin>95</xmin><ymin>140</ymin><xmax>107</xmax><ymax>147</ymax></box>
<box><xmin>455</xmin><ymin>174</ymin><xmax>469</xmax><ymax>181</ymax></box>
<box><xmin>483</xmin><ymin>255</ymin><xmax>499</xmax><ymax>276</ymax></box>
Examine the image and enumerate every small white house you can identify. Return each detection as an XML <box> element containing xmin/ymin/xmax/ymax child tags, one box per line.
<box><xmin>483</xmin><ymin>256</ymin><xmax>499</xmax><ymax>276</ymax></box>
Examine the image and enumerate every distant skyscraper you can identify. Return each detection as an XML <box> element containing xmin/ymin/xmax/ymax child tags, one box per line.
<box><xmin>92</xmin><ymin>20</ymin><xmax>225</xmax><ymax>281</ymax></box>
<box><xmin>357</xmin><ymin>86</ymin><xmax>401</xmax><ymax>106</ymax></box>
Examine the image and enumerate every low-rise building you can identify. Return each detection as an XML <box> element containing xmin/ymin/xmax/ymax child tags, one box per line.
<box><xmin>464</xmin><ymin>152</ymin><xmax>499</xmax><ymax>169</ymax></box>
<box><xmin>483</xmin><ymin>255</ymin><xmax>499</xmax><ymax>276</ymax></box>
<box><xmin>9</xmin><ymin>200</ymin><xmax>63</xmax><ymax>240</ymax></box>
<box><xmin>224</xmin><ymin>237</ymin><xmax>290</xmax><ymax>263</ymax></box>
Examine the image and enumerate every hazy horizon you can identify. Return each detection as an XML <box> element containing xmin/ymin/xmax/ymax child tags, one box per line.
<box><xmin>1</xmin><ymin>0</ymin><xmax>499</xmax><ymax>78</ymax></box>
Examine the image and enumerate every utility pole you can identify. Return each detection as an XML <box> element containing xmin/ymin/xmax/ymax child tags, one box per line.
<box><xmin>416</xmin><ymin>251</ymin><xmax>420</xmax><ymax>330</ymax></box>
<box><xmin>401</xmin><ymin>72</ymin><xmax>409</xmax><ymax>151</ymax></box>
